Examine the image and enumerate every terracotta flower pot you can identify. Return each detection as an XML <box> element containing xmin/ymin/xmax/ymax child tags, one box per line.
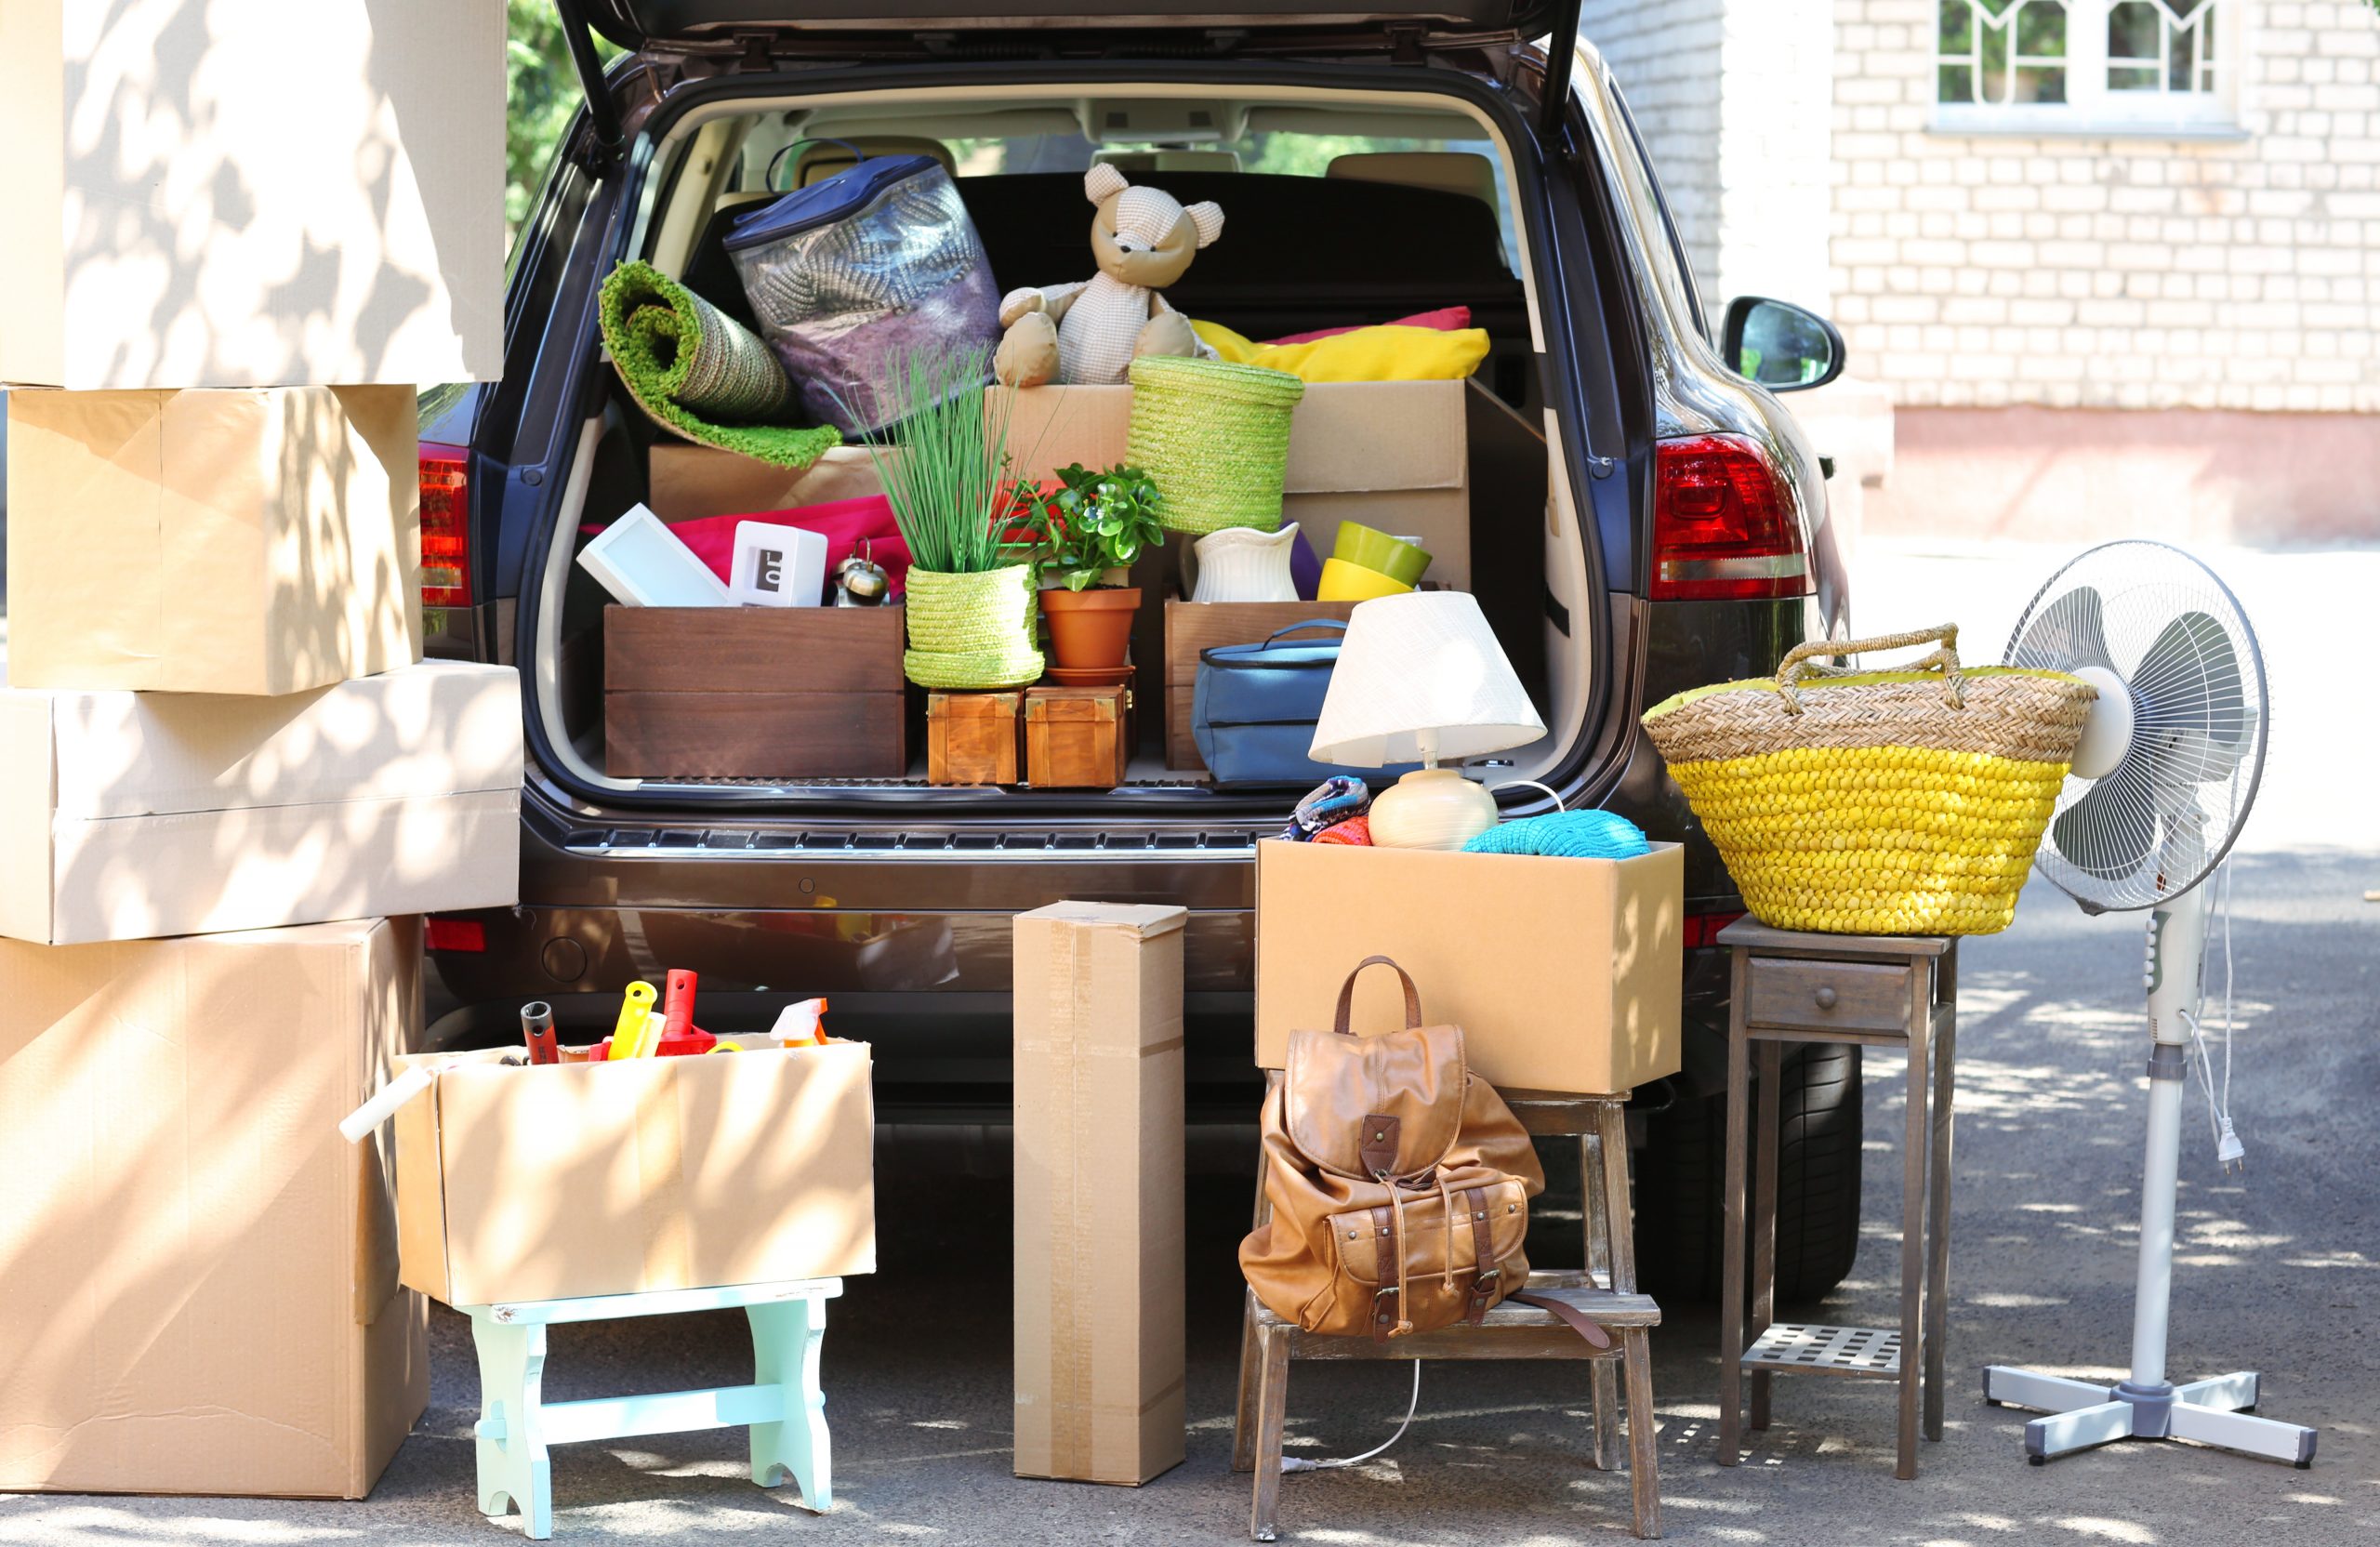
<box><xmin>1041</xmin><ymin>586</ymin><xmax>1140</xmax><ymax>669</ymax></box>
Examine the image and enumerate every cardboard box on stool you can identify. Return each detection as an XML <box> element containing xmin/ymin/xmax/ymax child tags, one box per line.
<box><xmin>1012</xmin><ymin>901</ymin><xmax>1187</xmax><ymax>1486</ymax></box>
<box><xmin>393</xmin><ymin>1040</ymin><xmax>878</xmax><ymax>1307</ymax></box>
<box><xmin>1256</xmin><ymin>839</ymin><xmax>1685</xmax><ymax>1095</ymax></box>
<box><xmin>0</xmin><ymin>918</ymin><xmax>429</xmax><ymax>1497</ymax></box>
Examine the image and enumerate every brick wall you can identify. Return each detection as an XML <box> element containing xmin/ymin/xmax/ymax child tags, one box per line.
<box><xmin>1581</xmin><ymin>0</ymin><xmax>1729</xmax><ymax>296</ymax></box>
<box><xmin>1831</xmin><ymin>0</ymin><xmax>2380</xmax><ymax>412</ymax></box>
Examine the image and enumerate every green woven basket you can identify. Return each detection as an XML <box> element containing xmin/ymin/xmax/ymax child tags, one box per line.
<box><xmin>1127</xmin><ymin>356</ymin><xmax>1306</xmax><ymax>536</ymax></box>
<box><xmin>903</xmin><ymin>564</ymin><xmax>1044</xmax><ymax>689</ymax></box>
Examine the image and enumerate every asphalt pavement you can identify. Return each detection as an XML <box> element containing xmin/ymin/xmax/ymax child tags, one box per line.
<box><xmin>4</xmin><ymin>540</ymin><xmax>2374</xmax><ymax>1545</ymax></box>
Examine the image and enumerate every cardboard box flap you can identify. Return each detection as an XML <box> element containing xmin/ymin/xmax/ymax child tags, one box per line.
<box><xmin>1282</xmin><ymin>381</ymin><xmax>1466</xmax><ymax>496</ymax></box>
<box><xmin>1020</xmin><ymin>900</ymin><xmax>1188</xmax><ymax>940</ymax></box>
<box><xmin>23</xmin><ymin>663</ymin><xmax>522</xmax><ymax>820</ymax></box>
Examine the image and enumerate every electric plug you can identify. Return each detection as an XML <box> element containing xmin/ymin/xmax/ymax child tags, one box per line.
<box><xmin>1279</xmin><ymin>1457</ymin><xmax>1322</xmax><ymax>1474</ymax></box>
<box><xmin>2216</xmin><ymin>1116</ymin><xmax>2244</xmax><ymax>1170</ymax></box>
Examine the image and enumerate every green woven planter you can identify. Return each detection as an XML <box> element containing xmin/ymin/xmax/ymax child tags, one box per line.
<box><xmin>903</xmin><ymin>564</ymin><xmax>1044</xmax><ymax>689</ymax></box>
<box><xmin>1127</xmin><ymin>356</ymin><xmax>1306</xmax><ymax>536</ymax></box>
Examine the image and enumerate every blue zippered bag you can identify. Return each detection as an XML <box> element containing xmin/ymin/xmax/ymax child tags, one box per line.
<box><xmin>1193</xmin><ymin>621</ymin><xmax>1420</xmax><ymax>788</ymax></box>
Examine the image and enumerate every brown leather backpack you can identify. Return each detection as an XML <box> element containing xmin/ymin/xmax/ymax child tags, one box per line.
<box><xmin>1240</xmin><ymin>957</ymin><xmax>1607</xmax><ymax>1347</ymax></box>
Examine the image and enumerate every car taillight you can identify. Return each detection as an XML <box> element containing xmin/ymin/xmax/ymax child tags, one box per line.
<box><xmin>425</xmin><ymin>916</ymin><xmax>487</xmax><ymax>953</ymax></box>
<box><xmin>1683</xmin><ymin>908</ymin><xmax>1747</xmax><ymax>949</ymax></box>
<box><xmin>418</xmin><ymin>443</ymin><xmax>471</xmax><ymax>608</ymax></box>
<box><xmin>1650</xmin><ymin>433</ymin><xmax>1810</xmax><ymax>602</ymax></box>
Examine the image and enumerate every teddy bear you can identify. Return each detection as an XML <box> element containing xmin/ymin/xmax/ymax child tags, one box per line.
<box><xmin>992</xmin><ymin>165</ymin><xmax>1224</xmax><ymax>389</ymax></box>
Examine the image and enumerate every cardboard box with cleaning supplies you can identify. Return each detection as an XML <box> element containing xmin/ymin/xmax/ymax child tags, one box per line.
<box><xmin>0</xmin><ymin>661</ymin><xmax>522</xmax><ymax>945</ymax></box>
<box><xmin>4</xmin><ymin>385</ymin><xmax>423</xmax><ymax>694</ymax></box>
<box><xmin>1256</xmin><ymin>840</ymin><xmax>1684</xmax><ymax>1095</ymax></box>
<box><xmin>0</xmin><ymin>1</ymin><xmax>503</xmax><ymax>390</ymax></box>
<box><xmin>0</xmin><ymin>918</ymin><xmax>429</xmax><ymax>1498</ymax></box>
<box><xmin>393</xmin><ymin>1038</ymin><xmax>877</xmax><ymax>1307</ymax></box>
<box><xmin>1012</xmin><ymin>902</ymin><xmax>1187</xmax><ymax>1487</ymax></box>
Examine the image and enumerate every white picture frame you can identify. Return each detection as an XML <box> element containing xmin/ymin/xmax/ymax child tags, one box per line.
<box><xmin>576</xmin><ymin>503</ymin><xmax>731</xmax><ymax>608</ymax></box>
<box><xmin>727</xmin><ymin>521</ymin><xmax>829</xmax><ymax>608</ymax></box>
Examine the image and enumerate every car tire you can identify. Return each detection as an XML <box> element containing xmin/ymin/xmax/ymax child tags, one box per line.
<box><xmin>1633</xmin><ymin>1043</ymin><xmax>1862</xmax><ymax>1305</ymax></box>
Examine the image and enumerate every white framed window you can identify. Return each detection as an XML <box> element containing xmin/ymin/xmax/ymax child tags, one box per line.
<box><xmin>1934</xmin><ymin>1</ymin><xmax>2241</xmax><ymax>137</ymax></box>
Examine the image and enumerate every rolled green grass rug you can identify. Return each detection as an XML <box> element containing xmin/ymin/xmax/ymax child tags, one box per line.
<box><xmin>599</xmin><ymin>260</ymin><xmax>840</xmax><ymax>468</ymax></box>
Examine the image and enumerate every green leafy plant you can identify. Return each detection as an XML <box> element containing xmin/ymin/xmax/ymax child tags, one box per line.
<box><xmin>1020</xmin><ymin>463</ymin><xmax>1169</xmax><ymax>591</ymax></box>
<box><xmin>845</xmin><ymin>346</ymin><xmax>1026</xmax><ymax>575</ymax></box>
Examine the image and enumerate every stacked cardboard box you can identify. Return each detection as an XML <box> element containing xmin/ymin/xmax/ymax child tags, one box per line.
<box><xmin>0</xmin><ymin>0</ymin><xmax>506</xmax><ymax>1501</ymax></box>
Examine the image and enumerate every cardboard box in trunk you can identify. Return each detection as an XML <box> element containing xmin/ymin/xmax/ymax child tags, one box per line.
<box><xmin>603</xmin><ymin>605</ymin><xmax>906</xmax><ymax>779</ymax></box>
<box><xmin>1012</xmin><ymin>902</ymin><xmax>1187</xmax><ymax>1487</ymax></box>
<box><xmin>0</xmin><ymin>661</ymin><xmax>522</xmax><ymax>945</ymax></box>
<box><xmin>5</xmin><ymin>386</ymin><xmax>423</xmax><ymax>694</ymax></box>
<box><xmin>395</xmin><ymin>1040</ymin><xmax>877</xmax><ymax>1307</ymax></box>
<box><xmin>0</xmin><ymin>1</ymin><xmax>502</xmax><ymax>389</ymax></box>
<box><xmin>1163</xmin><ymin>600</ymin><xmax>1358</xmax><ymax>772</ymax></box>
<box><xmin>1256</xmin><ymin>840</ymin><xmax>1685</xmax><ymax>1095</ymax></box>
<box><xmin>0</xmin><ymin>918</ymin><xmax>429</xmax><ymax>1497</ymax></box>
<box><xmin>997</xmin><ymin>380</ymin><xmax>1472</xmax><ymax>586</ymax></box>
<box><xmin>646</xmin><ymin>443</ymin><xmax>887</xmax><ymax>523</ymax></box>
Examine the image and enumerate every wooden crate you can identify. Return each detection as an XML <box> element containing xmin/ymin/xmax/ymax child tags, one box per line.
<box><xmin>1025</xmin><ymin>684</ymin><xmax>1130</xmax><ymax>789</ymax></box>
<box><xmin>928</xmin><ymin>691</ymin><xmax>1023</xmax><ymax>785</ymax></box>
<box><xmin>1163</xmin><ymin>601</ymin><xmax>1356</xmax><ymax>772</ymax></box>
<box><xmin>603</xmin><ymin>606</ymin><xmax>905</xmax><ymax>778</ymax></box>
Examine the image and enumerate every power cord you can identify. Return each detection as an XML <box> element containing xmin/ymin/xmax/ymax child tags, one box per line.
<box><xmin>2182</xmin><ymin>861</ymin><xmax>2244</xmax><ymax>1172</ymax></box>
<box><xmin>1279</xmin><ymin>1362</ymin><xmax>1421</xmax><ymax>1474</ymax></box>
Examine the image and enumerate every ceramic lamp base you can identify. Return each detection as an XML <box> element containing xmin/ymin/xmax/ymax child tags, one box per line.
<box><xmin>1368</xmin><ymin>767</ymin><xmax>1497</xmax><ymax>851</ymax></box>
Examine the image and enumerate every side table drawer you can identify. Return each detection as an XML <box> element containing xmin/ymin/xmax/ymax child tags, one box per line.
<box><xmin>1744</xmin><ymin>957</ymin><xmax>1913</xmax><ymax>1034</ymax></box>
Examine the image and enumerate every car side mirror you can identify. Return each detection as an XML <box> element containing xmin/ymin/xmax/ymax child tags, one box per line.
<box><xmin>1721</xmin><ymin>296</ymin><xmax>1846</xmax><ymax>393</ymax></box>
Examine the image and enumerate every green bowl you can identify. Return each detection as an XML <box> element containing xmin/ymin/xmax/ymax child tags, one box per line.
<box><xmin>1331</xmin><ymin>522</ymin><xmax>1433</xmax><ymax>586</ymax></box>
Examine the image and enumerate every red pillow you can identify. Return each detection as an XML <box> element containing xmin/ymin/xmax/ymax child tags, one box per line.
<box><xmin>586</xmin><ymin>494</ymin><xmax>911</xmax><ymax>601</ymax></box>
<box><xmin>1263</xmin><ymin>306</ymin><xmax>1473</xmax><ymax>348</ymax></box>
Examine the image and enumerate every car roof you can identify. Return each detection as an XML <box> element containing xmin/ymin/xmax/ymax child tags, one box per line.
<box><xmin>582</xmin><ymin>1</ymin><xmax>1565</xmax><ymax>52</ymax></box>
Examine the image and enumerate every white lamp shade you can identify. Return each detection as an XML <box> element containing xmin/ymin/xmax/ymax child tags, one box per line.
<box><xmin>1308</xmin><ymin>591</ymin><xmax>1544</xmax><ymax>767</ymax></box>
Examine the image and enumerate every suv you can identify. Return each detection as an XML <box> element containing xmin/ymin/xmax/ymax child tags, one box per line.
<box><xmin>422</xmin><ymin>1</ymin><xmax>1858</xmax><ymax>1302</ymax></box>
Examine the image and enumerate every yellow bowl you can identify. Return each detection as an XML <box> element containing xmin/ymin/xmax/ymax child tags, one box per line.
<box><xmin>1316</xmin><ymin>558</ymin><xmax>1416</xmax><ymax>602</ymax></box>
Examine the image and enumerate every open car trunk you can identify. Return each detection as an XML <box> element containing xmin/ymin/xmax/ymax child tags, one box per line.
<box><xmin>524</xmin><ymin>78</ymin><xmax>1604</xmax><ymax>820</ymax></box>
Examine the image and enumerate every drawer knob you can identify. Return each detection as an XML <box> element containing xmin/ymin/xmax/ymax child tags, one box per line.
<box><xmin>1814</xmin><ymin>985</ymin><xmax>1838</xmax><ymax>1011</ymax></box>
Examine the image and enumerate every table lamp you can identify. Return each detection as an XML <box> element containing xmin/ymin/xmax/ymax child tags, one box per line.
<box><xmin>1307</xmin><ymin>591</ymin><xmax>1545</xmax><ymax>850</ymax></box>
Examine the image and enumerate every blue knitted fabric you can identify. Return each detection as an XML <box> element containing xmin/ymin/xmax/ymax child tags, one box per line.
<box><xmin>1461</xmin><ymin>809</ymin><xmax>1650</xmax><ymax>859</ymax></box>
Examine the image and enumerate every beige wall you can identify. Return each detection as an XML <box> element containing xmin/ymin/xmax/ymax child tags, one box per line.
<box><xmin>1831</xmin><ymin>0</ymin><xmax>2380</xmax><ymax>414</ymax></box>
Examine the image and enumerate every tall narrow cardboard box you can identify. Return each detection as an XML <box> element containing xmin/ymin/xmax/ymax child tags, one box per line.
<box><xmin>1012</xmin><ymin>902</ymin><xmax>1187</xmax><ymax>1485</ymax></box>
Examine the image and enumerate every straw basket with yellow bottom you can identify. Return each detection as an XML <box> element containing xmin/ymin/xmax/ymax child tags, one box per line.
<box><xmin>1641</xmin><ymin>626</ymin><xmax>2096</xmax><ymax>936</ymax></box>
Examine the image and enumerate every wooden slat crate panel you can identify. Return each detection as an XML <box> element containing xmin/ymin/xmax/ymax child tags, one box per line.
<box><xmin>605</xmin><ymin>606</ymin><xmax>904</xmax><ymax>694</ymax></box>
<box><xmin>604</xmin><ymin>692</ymin><xmax>905</xmax><ymax>778</ymax></box>
<box><xmin>1162</xmin><ymin>600</ymin><xmax>1355</xmax><ymax>772</ymax></box>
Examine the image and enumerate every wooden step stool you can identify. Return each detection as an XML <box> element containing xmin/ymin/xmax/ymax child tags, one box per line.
<box><xmin>466</xmin><ymin>1277</ymin><xmax>840</xmax><ymax>1539</ymax></box>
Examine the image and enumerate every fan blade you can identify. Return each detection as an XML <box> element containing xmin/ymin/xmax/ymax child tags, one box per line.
<box><xmin>2050</xmin><ymin>764</ymin><xmax>2161</xmax><ymax>881</ymax></box>
<box><xmin>2129</xmin><ymin>610</ymin><xmax>2246</xmax><ymax>750</ymax></box>
<box><xmin>2012</xmin><ymin>584</ymin><xmax>2116</xmax><ymax>675</ymax></box>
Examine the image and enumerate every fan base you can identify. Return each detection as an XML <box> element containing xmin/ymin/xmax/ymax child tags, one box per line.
<box><xmin>1982</xmin><ymin>1366</ymin><xmax>2315</xmax><ymax>1467</ymax></box>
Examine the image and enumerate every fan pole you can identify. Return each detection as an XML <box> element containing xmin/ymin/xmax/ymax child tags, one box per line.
<box><xmin>1981</xmin><ymin>882</ymin><xmax>2316</xmax><ymax>1466</ymax></box>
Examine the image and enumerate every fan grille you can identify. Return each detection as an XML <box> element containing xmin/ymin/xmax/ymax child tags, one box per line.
<box><xmin>2003</xmin><ymin>541</ymin><xmax>2266</xmax><ymax>912</ymax></box>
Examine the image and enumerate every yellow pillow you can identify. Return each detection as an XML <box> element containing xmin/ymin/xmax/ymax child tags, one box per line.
<box><xmin>1190</xmin><ymin>320</ymin><xmax>1492</xmax><ymax>383</ymax></box>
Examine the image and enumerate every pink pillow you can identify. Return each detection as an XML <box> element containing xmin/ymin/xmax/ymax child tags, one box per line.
<box><xmin>587</xmin><ymin>494</ymin><xmax>912</xmax><ymax>601</ymax></box>
<box><xmin>1263</xmin><ymin>306</ymin><xmax>1472</xmax><ymax>348</ymax></box>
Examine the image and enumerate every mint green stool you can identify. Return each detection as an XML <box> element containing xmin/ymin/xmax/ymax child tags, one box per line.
<box><xmin>465</xmin><ymin>1276</ymin><xmax>840</xmax><ymax>1539</ymax></box>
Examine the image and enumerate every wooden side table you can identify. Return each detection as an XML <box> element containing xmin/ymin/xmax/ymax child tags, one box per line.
<box><xmin>1716</xmin><ymin>919</ymin><xmax>1957</xmax><ymax>1481</ymax></box>
<box><xmin>466</xmin><ymin>1277</ymin><xmax>840</xmax><ymax>1539</ymax></box>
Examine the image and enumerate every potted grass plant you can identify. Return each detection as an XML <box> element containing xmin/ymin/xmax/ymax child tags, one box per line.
<box><xmin>847</xmin><ymin>346</ymin><xmax>1043</xmax><ymax>689</ymax></box>
<box><xmin>1017</xmin><ymin>462</ymin><xmax>1165</xmax><ymax>670</ymax></box>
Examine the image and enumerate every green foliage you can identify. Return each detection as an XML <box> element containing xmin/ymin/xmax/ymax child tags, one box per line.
<box><xmin>846</xmin><ymin>347</ymin><xmax>1025</xmax><ymax>575</ymax></box>
<box><xmin>507</xmin><ymin>0</ymin><xmax>619</xmax><ymax>238</ymax></box>
<box><xmin>1019</xmin><ymin>464</ymin><xmax>1169</xmax><ymax>590</ymax></box>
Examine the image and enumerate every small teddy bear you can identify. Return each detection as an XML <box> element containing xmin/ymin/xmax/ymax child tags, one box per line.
<box><xmin>992</xmin><ymin>165</ymin><xmax>1224</xmax><ymax>389</ymax></box>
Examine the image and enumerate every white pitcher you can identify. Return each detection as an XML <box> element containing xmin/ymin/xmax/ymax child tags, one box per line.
<box><xmin>1190</xmin><ymin>522</ymin><xmax>1301</xmax><ymax>603</ymax></box>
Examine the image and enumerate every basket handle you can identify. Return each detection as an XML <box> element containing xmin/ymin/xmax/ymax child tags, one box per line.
<box><xmin>1775</xmin><ymin>625</ymin><xmax>1965</xmax><ymax>714</ymax></box>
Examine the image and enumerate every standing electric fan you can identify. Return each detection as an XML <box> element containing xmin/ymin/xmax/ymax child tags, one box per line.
<box><xmin>1979</xmin><ymin>540</ymin><xmax>2313</xmax><ymax>1467</ymax></box>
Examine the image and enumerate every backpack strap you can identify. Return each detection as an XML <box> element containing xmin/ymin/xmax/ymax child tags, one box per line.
<box><xmin>1333</xmin><ymin>956</ymin><xmax>1423</xmax><ymax>1037</ymax></box>
<box><xmin>1509</xmin><ymin>1291</ymin><xmax>1615</xmax><ymax>1351</ymax></box>
<box><xmin>1368</xmin><ymin>1203</ymin><xmax>1402</xmax><ymax>1342</ymax></box>
<box><xmin>1463</xmin><ymin>1186</ymin><xmax>1500</xmax><ymax>1326</ymax></box>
